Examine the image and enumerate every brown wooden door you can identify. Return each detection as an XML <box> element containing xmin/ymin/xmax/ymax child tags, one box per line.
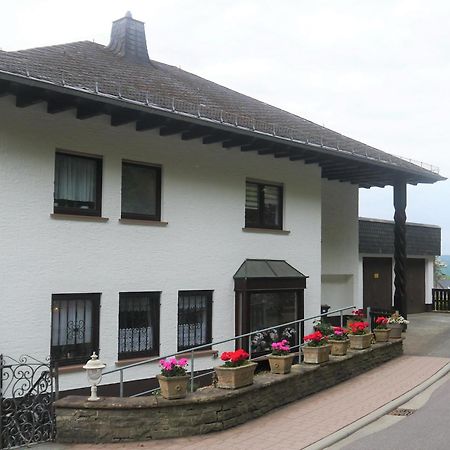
<box><xmin>363</xmin><ymin>257</ymin><xmax>392</xmax><ymax>310</ymax></box>
<box><xmin>406</xmin><ymin>258</ymin><xmax>425</xmax><ymax>313</ymax></box>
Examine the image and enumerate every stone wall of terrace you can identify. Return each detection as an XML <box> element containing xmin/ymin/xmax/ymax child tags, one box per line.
<box><xmin>55</xmin><ymin>340</ymin><xmax>403</xmax><ymax>443</ymax></box>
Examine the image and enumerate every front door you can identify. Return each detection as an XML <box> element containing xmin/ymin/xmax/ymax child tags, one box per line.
<box><xmin>363</xmin><ymin>257</ymin><xmax>392</xmax><ymax>310</ymax></box>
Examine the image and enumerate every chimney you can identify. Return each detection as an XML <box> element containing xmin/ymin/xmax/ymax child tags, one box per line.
<box><xmin>107</xmin><ymin>11</ymin><xmax>150</xmax><ymax>64</ymax></box>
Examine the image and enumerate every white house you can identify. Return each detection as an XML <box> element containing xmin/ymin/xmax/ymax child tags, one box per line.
<box><xmin>0</xmin><ymin>13</ymin><xmax>443</xmax><ymax>393</ymax></box>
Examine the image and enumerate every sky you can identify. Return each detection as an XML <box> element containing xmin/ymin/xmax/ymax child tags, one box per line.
<box><xmin>1</xmin><ymin>0</ymin><xmax>449</xmax><ymax>252</ymax></box>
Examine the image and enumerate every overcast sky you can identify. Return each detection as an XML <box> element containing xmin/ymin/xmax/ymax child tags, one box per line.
<box><xmin>2</xmin><ymin>0</ymin><xmax>449</xmax><ymax>252</ymax></box>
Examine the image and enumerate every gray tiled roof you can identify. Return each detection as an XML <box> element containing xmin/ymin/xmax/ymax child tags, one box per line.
<box><xmin>0</xmin><ymin>40</ymin><xmax>442</xmax><ymax>182</ymax></box>
<box><xmin>359</xmin><ymin>218</ymin><xmax>441</xmax><ymax>256</ymax></box>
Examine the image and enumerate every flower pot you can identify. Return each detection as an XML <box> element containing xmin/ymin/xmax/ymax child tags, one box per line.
<box><xmin>214</xmin><ymin>362</ymin><xmax>257</xmax><ymax>389</ymax></box>
<box><xmin>268</xmin><ymin>354</ymin><xmax>295</xmax><ymax>374</ymax></box>
<box><xmin>387</xmin><ymin>323</ymin><xmax>403</xmax><ymax>339</ymax></box>
<box><xmin>157</xmin><ymin>374</ymin><xmax>189</xmax><ymax>400</ymax></box>
<box><xmin>302</xmin><ymin>345</ymin><xmax>330</xmax><ymax>364</ymax></box>
<box><xmin>373</xmin><ymin>328</ymin><xmax>391</xmax><ymax>342</ymax></box>
<box><xmin>328</xmin><ymin>339</ymin><xmax>349</xmax><ymax>356</ymax></box>
<box><xmin>348</xmin><ymin>333</ymin><xmax>372</xmax><ymax>350</ymax></box>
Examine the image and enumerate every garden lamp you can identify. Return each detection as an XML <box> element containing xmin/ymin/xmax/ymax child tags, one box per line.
<box><xmin>83</xmin><ymin>352</ymin><xmax>106</xmax><ymax>401</ymax></box>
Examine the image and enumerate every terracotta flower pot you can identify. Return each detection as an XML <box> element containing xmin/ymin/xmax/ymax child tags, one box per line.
<box><xmin>373</xmin><ymin>328</ymin><xmax>391</xmax><ymax>342</ymax></box>
<box><xmin>387</xmin><ymin>323</ymin><xmax>403</xmax><ymax>339</ymax></box>
<box><xmin>157</xmin><ymin>374</ymin><xmax>189</xmax><ymax>400</ymax></box>
<box><xmin>348</xmin><ymin>333</ymin><xmax>372</xmax><ymax>350</ymax></box>
<box><xmin>328</xmin><ymin>339</ymin><xmax>349</xmax><ymax>356</ymax></box>
<box><xmin>302</xmin><ymin>345</ymin><xmax>330</xmax><ymax>364</ymax></box>
<box><xmin>214</xmin><ymin>362</ymin><xmax>257</xmax><ymax>389</ymax></box>
<box><xmin>268</xmin><ymin>354</ymin><xmax>295</xmax><ymax>374</ymax></box>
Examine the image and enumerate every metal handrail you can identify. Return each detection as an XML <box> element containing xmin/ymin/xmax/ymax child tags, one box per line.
<box><xmin>102</xmin><ymin>305</ymin><xmax>355</xmax><ymax>397</ymax></box>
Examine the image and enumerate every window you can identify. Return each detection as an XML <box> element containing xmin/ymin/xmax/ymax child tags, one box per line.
<box><xmin>121</xmin><ymin>161</ymin><xmax>161</xmax><ymax>220</ymax></box>
<box><xmin>51</xmin><ymin>293</ymin><xmax>100</xmax><ymax>366</ymax></box>
<box><xmin>54</xmin><ymin>152</ymin><xmax>102</xmax><ymax>216</ymax></box>
<box><xmin>178</xmin><ymin>291</ymin><xmax>213</xmax><ymax>351</ymax></box>
<box><xmin>245</xmin><ymin>181</ymin><xmax>283</xmax><ymax>229</ymax></box>
<box><xmin>118</xmin><ymin>292</ymin><xmax>160</xmax><ymax>360</ymax></box>
<box><xmin>249</xmin><ymin>291</ymin><xmax>298</xmax><ymax>352</ymax></box>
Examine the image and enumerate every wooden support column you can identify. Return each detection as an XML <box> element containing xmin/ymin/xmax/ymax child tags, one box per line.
<box><xmin>393</xmin><ymin>181</ymin><xmax>407</xmax><ymax>318</ymax></box>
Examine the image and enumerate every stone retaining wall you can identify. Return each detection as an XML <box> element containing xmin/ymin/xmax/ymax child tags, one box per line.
<box><xmin>55</xmin><ymin>340</ymin><xmax>403</xmax><ymax>443</ymax></box>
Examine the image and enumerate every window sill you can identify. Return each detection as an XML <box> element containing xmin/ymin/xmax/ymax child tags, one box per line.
<box><xmin>50</xmin><ymin>213</ymin><xmax>109</xmax><ymax>222</ymax></box>
<box><xmin>242</xmin><ymin>227</ymin><xmax>290</xmax><ymax>235</ymax></box>
<box><xmin>119</xmin><ymin>218</ymin><xmax>168</xmax><ymax>226</ymax></box>
<box><xmin>178</xmin><ymin>349</ymin><xmax>218</xmax><ymax>358</ymax></box>
<box><xmin>56</xmin><ymin>364</ymin><xmax>85</xmax><ymax>374</ymax></box>
<box><xmin>115</xmin><ymin>356</ymin><xmax>159</xmax><ymax>367</ymax></box>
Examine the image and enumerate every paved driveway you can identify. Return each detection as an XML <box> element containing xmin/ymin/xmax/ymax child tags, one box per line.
<box><xmin>403</xmin><ymin>312</ymin><xmax>450</xmax><ymax>358</ymax></box>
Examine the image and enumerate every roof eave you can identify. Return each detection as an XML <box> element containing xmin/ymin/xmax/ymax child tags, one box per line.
<box><xmin>0</xmin><ymin>70</ymin><xmax>445</xmax><ymax>187</ymax></box>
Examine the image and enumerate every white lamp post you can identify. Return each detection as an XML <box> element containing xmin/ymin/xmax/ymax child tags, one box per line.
<box><xmin>83</xmin><ymin>352</ymin><xmax>106</xmax><ymax>401</ymax></box>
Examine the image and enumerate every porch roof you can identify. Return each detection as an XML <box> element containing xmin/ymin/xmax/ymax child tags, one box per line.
<box><xmin>234</xmin><ymin>259</ymin><xmax>307</xmax><ymax>280</ymax></box>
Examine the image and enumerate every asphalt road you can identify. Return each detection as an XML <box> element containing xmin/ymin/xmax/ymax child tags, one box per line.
<box><xmin>337</xmin><ymin>312</ymin><xmax>450</xmax><ymax>450</ymax></box>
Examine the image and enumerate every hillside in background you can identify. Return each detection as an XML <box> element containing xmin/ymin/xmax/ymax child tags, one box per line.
<box><xmin>440</xmin><ymin>255</ymin><xmax>450</xmax><ymax>278</ymax></box>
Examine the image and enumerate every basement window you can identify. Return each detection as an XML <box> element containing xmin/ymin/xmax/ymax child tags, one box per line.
<box><xmin>51</xmin><ymin>293</ymin><xmax>100</xmax><ymax>366</ymax></box>
<box><xmin>118</xmin><ymin>292</ymin><xmax>160</xmax><ymax>360</ymax></box>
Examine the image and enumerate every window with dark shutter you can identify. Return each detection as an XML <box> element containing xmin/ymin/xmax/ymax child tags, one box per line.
<box><xmin>245</xmin><ymin>181</ymin><xmax>283</xmax><ymax>229</ymax></box>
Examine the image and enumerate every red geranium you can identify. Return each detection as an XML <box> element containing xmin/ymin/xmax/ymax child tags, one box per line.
<box><xmin>352</xmin><ymin>308</ymin><xmax>366</xmax><ymax>319</ymax></box>
<box><xmin>220</xmin><ymin>349</ymin><xmax>249</xmax><ymax>367</ymax></box>
<box><xmin>303</xmin><ymin>330</ymin><xmax>328</xmax><ymax>347</ymax></box>
<box><xmin>348</xmin><ymin>321</ymin><xmax>369</xmax><ymax>335</ymax></box>
<box><xmin>375</xmin><ymin>316</ymin><xmax>388</xmax><ymax>329</ymax></box>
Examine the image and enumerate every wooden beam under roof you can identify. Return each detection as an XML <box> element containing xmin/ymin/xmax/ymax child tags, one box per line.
<box><xmin>76</xmin><ymin>101</ymin><xmax>105</xmax><ymax>120</ymax></box>
<box><xmin>15</xmin><ymin>88</ymin><xmax>44</xmax><ymax>108</ymax></box>
<box><xmin>224</xmin><ymin>138</ymin><xmax>252</xmax><ymax>149</ymax></box>
<box><xmin>136</xmin><ymin>115</ymin><xmax>167</xmax><ymax>131</ymax></box>
<box><xmin>47</xmin><ymin>96</ymin><xmax>75</xmax><ymax>114</ymax></box>
<box><xmin>111</xmin><ymin>110</ymin><xmax>140</xmax><ymax>126</ymax></box>
<box><xmin>181</xmin><ymin>126</ymin><xmax>212</xmax><ymax>140</ymax></box>
<box><xmin>159</xmin><ymin>121</ymin><xmax>191</xmax><ymax>136</ymax></box>
<box><xmin>241</xmin><ymin>141</ymin><xmax>272</xmax><ymax>152</ymax></box>
<box><xmin>202</xmin><ymin>132</ymin><xmax>233</xmax><ymax>145</ymax></box>
<box><xmin>0</xmin><ymin>80</ymin><xmax>10</xmax><ymax>97</ymax></box>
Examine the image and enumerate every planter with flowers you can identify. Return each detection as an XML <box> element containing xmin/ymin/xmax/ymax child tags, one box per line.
<box><xmin>215</xmin><ymin>349</ymin><xmax>257</xmax><ymax>389</ymax></box>
<box><xmin>328</xmin><ymin>326</ymin><xmax>350</xmax><ymax>356</ymax></box>
<box><xmin>387</xmin><ymin>312</ymin><xmax>409</xmax><ymax>339</ymax></box>
<box><xmin>373</xmin><ymin>316</ymin><xmax>391</xmax><ymax>342</ymax></box>
<box><xmin>347</xmin><ymin>308</ymin><xmax>367</xmax><ymax>328</ymax></box>
<box><xmin>157</xmin><ymin>357</ymin><xmax>190</xmax><ymax>400</ymax></box>
<box><xmin>302</xmin><ymin>331</ymin><xmax>329</xmax><ymax>364</ymax></box>
<box><xmin>348</xmin><ymin>321</ymin><xmax>372</xmax><ymax>349</ymax></box>
<box><xmin>268</xmin><ymin>340</ymin><xmax>295</xmax><ymax>374</ymax></box>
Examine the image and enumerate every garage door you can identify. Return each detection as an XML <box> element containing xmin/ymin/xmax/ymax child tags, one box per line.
<box><xmin>406</xmin><ymin>258</ymin><xmax>425</xmax><ymax>313</ymax></box>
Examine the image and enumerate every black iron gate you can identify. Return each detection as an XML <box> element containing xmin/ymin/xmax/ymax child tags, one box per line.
<box><xmin>0</xmin><ymin>355</ymin><xmax>57</xmax><ymax>449</ymax></box>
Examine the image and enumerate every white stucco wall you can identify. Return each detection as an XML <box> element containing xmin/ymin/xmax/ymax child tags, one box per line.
<box><xmin>0</xmin><ymin>97</ymin><xmax>325</xmax><ymax>390</ymax></box>
<box><xmin>321</xmin><ymin>180</ymin><xmax>360</xmax><ymax>312</ymax></box>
